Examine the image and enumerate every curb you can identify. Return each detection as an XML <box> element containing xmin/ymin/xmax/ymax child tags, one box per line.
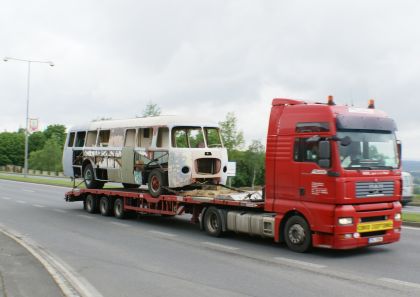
<box><xmin>0</xmin><ymin>226</ymin><xmax>103</xmax><ymax>297</ymax></box>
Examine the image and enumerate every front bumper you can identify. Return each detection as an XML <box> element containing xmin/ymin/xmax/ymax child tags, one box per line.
<box><xmin>312</xmin><ymin>201</ymin><xmax>402</xmax><ymax>250</ymax></box>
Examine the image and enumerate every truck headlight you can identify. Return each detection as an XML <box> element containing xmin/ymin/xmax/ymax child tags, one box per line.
<box><xmin>394</xmin><ymin>213</ymin><xmax>401</xmax><ymax>221</ymax></box>
<box><xmin>338</xmin><ymin>217</ymin><xmax>353</xmax><ymax>225</ymax></box>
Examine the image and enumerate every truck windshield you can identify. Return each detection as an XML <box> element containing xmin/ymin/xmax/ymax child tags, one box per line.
<box><xmin>337</xmin><ymin>131</ymin><xmax>398</xmax><ymax>170</ymax></box>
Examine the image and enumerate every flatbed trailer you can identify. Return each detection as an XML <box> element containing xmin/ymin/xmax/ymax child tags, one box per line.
<box><xmin>64</xmin><ymin>187</ymin><xmax>275</xmax><ymax>239</ymax></box>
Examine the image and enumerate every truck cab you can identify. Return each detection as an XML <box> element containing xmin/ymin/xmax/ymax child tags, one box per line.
<box><xmin>265</xmin><ymin>97</ymin><xmax>401</xmax><ymax>251</ymax></box>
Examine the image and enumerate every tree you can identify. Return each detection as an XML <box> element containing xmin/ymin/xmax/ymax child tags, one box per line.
<box><xmin>0</xmin><ymin>132</ymin><xmax>24</xmax><ymax>166</ymax></box>
<box><xmin>29</xmin><ymin>131</ymin><xmax>46</xmax><ymax>153</ymax></box>
<box><xmin>142</xmin><ymin>102</ymin><xmax>161</xmax><ymax>117</ymax></box>
<box><xmin>247</xmin><ymin>140</ymin><xmax>265</xmax><ymax>188</ymax></box>
<box><xmin>44</xmin><ymin>124</ymin><xmax>67</xmax><ymax>147</ymax></box>
<box><xmin>29</xmin><ymin>136</ymin><xmax>63</xmax><ymax>172</ymax></box>
<box><xmin>219</xmin><ymin>112</ymin><xmax>244</xmax><ymax>151</ymax></box>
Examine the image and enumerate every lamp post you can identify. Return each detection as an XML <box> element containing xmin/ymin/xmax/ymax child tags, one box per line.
<box><xmin>3</xmin><ymin>57</ymin><xmax>54</xmax><ymax>177</ymax></box>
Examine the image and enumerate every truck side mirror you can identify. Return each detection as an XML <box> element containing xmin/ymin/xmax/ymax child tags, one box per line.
<box><xmin>397</xmin><ymin>140</ymin><xmax>402</xmax><ymax>167</ymax></box>
<box><xmin>318</xmin><ymin>140</ymin><xmax>331</xmax><ymax>169</ymax></box>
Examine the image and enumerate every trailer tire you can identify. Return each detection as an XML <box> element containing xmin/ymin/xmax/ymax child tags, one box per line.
<box><xmin>83</xmin><ymin>164</ymin><xmax>104</xmax><ymax>189</ymax></box>
<box><xmin>203</xmin><ymin>207</ymin><xmax>223</xmax><ymax>237</ymax></box>
<box><xmin>99</xmin><ymin>196</ymin><xmax>113</xmax><ymax>216</ymax></box>
<box><xmin>148</xmin><ymin>169</ymin><xmax>168</xmax><ymax>198</ymax></box>
<box><xmin>114</xmin><ymin>198</ymin><xmax>126</xmax><ymax>219</ymax></box>
<box><xmin>85</xmin><ymin>194</ymin><xmax>98</xmax><ymax>214</ymax></box>
<box><xmin>284</xmin><ymin>215</ymin><xmax>312</xmax><ymax>253</ymax></box>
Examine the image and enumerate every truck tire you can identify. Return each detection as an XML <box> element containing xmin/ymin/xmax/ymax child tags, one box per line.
<box><xmin>148</xmin><ymin>169</ymin><xmax>168</xmax><ymax>198</ymax></box>
<box><xmin>83</xmin><ymin>164</ymin><xmax>104</xmax><ymax>189</ymax></box>
<box><xmin>203</xmin><ymin>207</ymin><xmax>223</xmax><ymax>237</ymax></box>
<box><xmin>99</xmin><ymin>196</ymin><xmax>113</xmax><ymax>216</ymax></box>
<box><xmin>114</xmin><ymin>198</ymin><xmax>126</xmax><ymax>219</ymax></box>
<box><xmin>284</xmin><ymin>215</ymin><xmax>312</xmax><ymax>253</ymax></box>
<box><xmin>85</xmin><ymin>194</ymin><xmax>98</xmax><ymax>213</ymax></box>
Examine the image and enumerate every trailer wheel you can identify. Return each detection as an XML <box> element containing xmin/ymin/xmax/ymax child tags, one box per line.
<box><xmin>99</xmin><ymin>196</ymin><xmax>113</xmax><ymax>216</ymax></box>
<box><xmin>85</xmin><ymin>194</ymin><xmax>98</xmax><ymax>213</ymax></box>
<box><xmin>203</xmin><ymin>207</ymin><xmax>223</xmax><ymax>237</ymax></box>
<box><xmin>284</xmin><ymin>215</ymin><xmax>312</xmax><ymax>253</ymax></box>
<box><xmin>114</xmin><ymin>198</ymin><xmax>126</xmax><ymax>219</ymax></box>
<box><xmin>148</xmin><ymin>169</ymin><xmax>168</xmax><ymax>198</ymax></box>
<box><xmin>83</xmin><ymin>164</ymin><xmax>104</xmax><ymax>189</ymax></box>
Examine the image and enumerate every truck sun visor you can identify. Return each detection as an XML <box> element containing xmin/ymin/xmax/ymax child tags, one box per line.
<box><xmin>336</xmin><ymin>114</ymin><xmax>397</xmax><ymax>131</ymax></box>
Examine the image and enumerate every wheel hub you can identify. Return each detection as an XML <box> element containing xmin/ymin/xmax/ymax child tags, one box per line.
<box><xmin>288</xmin><ymin>224</ymin><xmax>305</xmax><ymax>245</ymax></box>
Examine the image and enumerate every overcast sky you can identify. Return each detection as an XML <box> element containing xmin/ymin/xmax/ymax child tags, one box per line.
<box><xmin>1</xmin><ymin>0</ymin><xmax>420</xmax><ymax>159</ymax></box>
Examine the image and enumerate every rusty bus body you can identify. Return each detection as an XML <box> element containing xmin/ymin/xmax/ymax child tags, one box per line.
<box><xmin>62</xmin><ymin>116</ymin><xmax>228</xmax><ymax>196</ymax></box>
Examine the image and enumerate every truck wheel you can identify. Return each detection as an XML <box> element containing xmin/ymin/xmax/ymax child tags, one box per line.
<box><xmin>204</xmin><ymin>207</ymin><xmax>223</xmax><ymax>237</ymax></box>
<box><xmin>85</xmin><ymin>194</ymin><xmax>98</xmax><ymax>213</ymax></box>
<box><xmin>148</xmin><ymin>169</ymin><xmax>168</xmax><ymax>198</ymax></box>
<box><xmin>114</xmin><ymin>198</ymin><xmax>126</xmax><ymax>219</ymax></box>
<box><xmin>83</xmin><ymin>164</ymin><xmax>104</xmax><ymax>189</ymax></box>
<box><xmin>284</xmin><ymin>216</ymin><xmax>312</xmax><ymax>253</ymax></box>
<box><xmin>99</xmin><ymin>196</ymin><xmax>113</xmax><ymax>216</ymax></box>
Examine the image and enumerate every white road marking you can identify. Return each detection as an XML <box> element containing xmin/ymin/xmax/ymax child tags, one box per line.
<box><xmin>402</xmin><ymin>226</ymin><xmax>420</xmax><ymax>231</ymax></box>
<box><xmin>201</xmin><ymin>242</ymin><xmax>239</xmax><ymax>251</ymax></box>
<box><xmin>76</xmin><ymin>214</ymin><xmax>94</xmax><ymax>219</ymax></box>
<box><xmin>148</xmin><ymin>230</ymin><xmax>176</xmax><ymax>237</ymax></box>
<box><xmin>1</xmin><ymin>196</ymin><xmax>11</xmax><ymax>200</ymax></box>
<box><xmin>110</xmin><ymin>221</ymin><xmax>130</xmax><ymax>228</ymax></box>
<box><xmin>32</xmin><ymin>204</ymin><xmax>46</xmax><ymax>208</ymax></box>
<box><xmin>53</xmin><ymin>209</ymin><xmax>67</xmax><ymax>213</ymax></box>
<box><xmin>274</xmin><ymin>257</ymin><xmax>326</xmax><ymax>269</ymax></box>
<box><xmin>17</xmin><ymin>200</ymin><xmax>27</xmax><ymax>204</ymax></box>
<box><xmin>23</xmin><ymin>189</ymin><xmax>35</xmax><ymax>193</ymax></box>
<box><xmin>379</xmin><ymin>278</ymin><xmax>420</xmax><ymax>289</ymax></box>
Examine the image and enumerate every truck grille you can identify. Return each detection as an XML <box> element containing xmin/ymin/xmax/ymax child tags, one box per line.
<box><xmin>355</xmin><ymin>181</ymin><xmax>394</xmax><ymax>198</ymax></box>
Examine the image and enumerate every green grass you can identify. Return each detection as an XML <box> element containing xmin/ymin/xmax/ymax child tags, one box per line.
<box><xmin>402</xmin><ymin>212</ymin><xmax>420</xmax><ymax>223</ymax></box>
<box><xmin>413</xmin><ymin>195</ymin><xmax>420</xmax><ymax>203</ymax></box>
<box><xmin>0</xmin><ymin>174</ymin><xmax>78</xmax><ymax>187</ymax></box>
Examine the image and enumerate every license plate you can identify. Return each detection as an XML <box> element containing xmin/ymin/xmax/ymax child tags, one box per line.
<box><xmin>368</xmin><ymin>236</ymin><xmax>383</xmax><ymax>244</ymax></box>
<box><xmin>357</xmin><ymin>220</ymin><xmax>393</xmax><ymax>233</ymax></box>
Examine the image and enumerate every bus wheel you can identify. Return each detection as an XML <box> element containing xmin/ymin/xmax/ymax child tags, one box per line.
<box><xmin>284</xmin><ymin>215</ymin><xmax>312</xmax><ymax>253</ymax></box>
<box><xmin>114</xmin><ymin>198</ymin><xmax>126</xmax><ymax>219</ymax></box>
<box><xmin>99</xmin><ymin>196</ymin><xmax>113</xmax><ymax>216</ymax></box>
<box><xmin>85</xmin><ymin>194</ymin><xmax>98</xmax><ymax>213</ymax></box>
<box><xmin>83</xmin><ymin>164</ymin><xmax>104</xmax><ymax>189</ymax></box>
<box><xmin>148</xmin><ymin>169</ymin><xmax>167</xmax><ymax>198</ymax></box>
<box><xmin>204</xmin><ymin>207</ymin><xmax>223</xmax><ymax>237</ymax></box>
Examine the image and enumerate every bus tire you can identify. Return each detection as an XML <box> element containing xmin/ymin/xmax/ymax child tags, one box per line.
<box><xmin>114</xmin><ymin>198</ymin><xmax>126</xmax><ymax>219</ymax></box>
<box><xmin>203</xmin><ymin>207</ymin><xmax>223</xmax><ymax>237</ymax></box>
<box><xmin>83</xmin><ymin>163</ymin><xmax>104</xmax><ymax>189</ymax></box>
<box><xmin>284</xmin><ymin>215</ymin><xmax>312</xmax><ymax>253</ymax></box>
<box><xmin>148</xmin><ymin>169</ymin><xmax>168</xmax><ymax>198</ymax></box>
<box><xmin>85</xmin><ymin>194</ymin><xmax>98</xmax><ymax>214</ymax></box>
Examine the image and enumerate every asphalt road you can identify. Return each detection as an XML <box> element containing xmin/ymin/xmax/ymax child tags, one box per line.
<box><xmin>0</xmin><ymin>179</ymin><xmax>420</xmax><ymax>297</ymax></box>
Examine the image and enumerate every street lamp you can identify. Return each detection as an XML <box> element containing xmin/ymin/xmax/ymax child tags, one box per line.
<box><xmin>3</xmin><ymin>56</ymin><xmax>54</xmax><ymax>177</ymax></box>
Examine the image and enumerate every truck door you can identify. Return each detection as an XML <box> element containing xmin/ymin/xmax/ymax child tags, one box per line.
<box><xmin>297</xmin><ymin>138</ymin><xmax>335</xmax><ymax>203</ymax></box>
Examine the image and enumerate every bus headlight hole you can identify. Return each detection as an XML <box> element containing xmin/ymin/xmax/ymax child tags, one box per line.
<box><xmin>182</xmin><ymin>166</ymin><xmax>190</xmax><ymax>174</ymax></box>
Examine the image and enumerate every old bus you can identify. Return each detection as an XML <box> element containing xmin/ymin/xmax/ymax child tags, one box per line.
<box><xmin>62</xmin><ymin>116</ymin><xmax>229</xmax><ymax>196</ymax></box>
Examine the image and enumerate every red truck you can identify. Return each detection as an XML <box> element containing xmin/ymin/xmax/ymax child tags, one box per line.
<box><xmin>65</xmin><ymin>96</ymin><xmax>402</xmax><ymax>252</ymax></box>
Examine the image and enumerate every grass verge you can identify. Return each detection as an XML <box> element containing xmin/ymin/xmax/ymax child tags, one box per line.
<box><xmin>0</xmin><ymin>174</ymin><xmax>77</xmax><ymax>188</ymax></box>
<box><xmin>402</xmin><ymin>212</ymin><xmax>420</xmax><ymax>223</ymax></box>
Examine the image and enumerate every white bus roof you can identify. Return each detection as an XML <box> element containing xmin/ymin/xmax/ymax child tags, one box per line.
<box><xmin>68</xmin><ymin>115</ymin><xmax>219</xmax><ymax>132</ymax></box>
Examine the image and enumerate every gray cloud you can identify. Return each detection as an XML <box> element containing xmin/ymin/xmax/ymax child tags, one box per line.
<box><xmin>1</xmin><ymin>0</ymin><xmax>420</xmax><ymax>159</ymax></box>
